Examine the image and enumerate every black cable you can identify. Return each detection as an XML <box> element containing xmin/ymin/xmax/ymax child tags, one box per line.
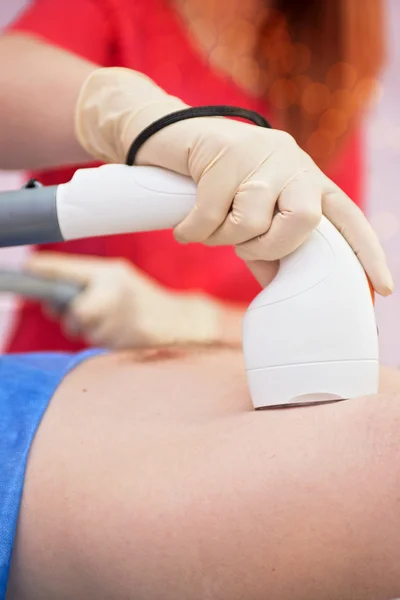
<box><xmin>23</xmin><ymin>178</ymin><xmax>42</xmax><ymax>189</ymax></box>
<box><xmin>126</xmin><ymin>105</ymin><xmax>272</xmax><ymax>166</ymax></box>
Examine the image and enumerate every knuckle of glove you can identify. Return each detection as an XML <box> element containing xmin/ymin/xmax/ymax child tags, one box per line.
<box><xmin>72</xmin><ymin>305</ymin><xmax>98</xmax><ymax>329</ymax></box>
<box><xmin>290</xmin><ymin>203</ymin><xmax>322</xmax><ymax>230</ymax></box>
<box><xmin>233</xmin><ymin>182</ymin><xmax>274</xmax><ymax>238</ymax></box>
<box><xmin>235</xmin><ymin>209</ymin><xmax>267</xmax><ymax>239</ymax></box>
<box><xmin>202</xmin><ymin>204</ymin><xmax>226</xmax><ymax>229</ymax></box>
<box><xmin>192</xmin><ymin>206</ymin><xmax>226</xmax><ymax>240</ymax></box>
<box><xmin>109</xmin><ymin>258</ymin><xmax>134</xmax><ymax>279</ymax></box>
<box><xmin>268</xmin><ymin>128</ymin><xmax>298</xmax><ymax>150</ymax></box>
<box><xmin>105</xmin><ymin>260</ymin><xmax>136</xmax><ymax>293</ymax></box>
<box><xmin>73</xmin><ymin>293</ymin><xmax>115</xmax><ymax>327</ymax></box>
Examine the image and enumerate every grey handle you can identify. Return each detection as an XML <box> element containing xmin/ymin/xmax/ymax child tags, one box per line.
<box><xmin>0</xmin><ymin>185</ymin><xmax>63</xmax><ymax>247</ymax></box>
<box><xmin>0</xmin><ymin>270</ymin><xmax>83</xmax><ymax>311</ymax></box>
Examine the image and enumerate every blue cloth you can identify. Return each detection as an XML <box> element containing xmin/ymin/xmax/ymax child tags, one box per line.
<box><xmin>0</xmin><ymin>349</ymin><xmax>105</xmax><ymax>598</ymax></box>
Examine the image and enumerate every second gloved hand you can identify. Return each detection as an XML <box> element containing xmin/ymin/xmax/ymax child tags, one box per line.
<box><xmin>26</xmin><ymin>253</ymin><xmax>222</xmax><ymax>349</ymax></box>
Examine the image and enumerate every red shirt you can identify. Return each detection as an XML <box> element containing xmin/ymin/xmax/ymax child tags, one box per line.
<box><xmin>6</xmin><ymin>0</ymin><xmax>363</xmax><ymax>352</ymax></box>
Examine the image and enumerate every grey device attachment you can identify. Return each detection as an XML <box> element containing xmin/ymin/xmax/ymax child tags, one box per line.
<box><xmin>0</xmin><ymin>184</ymin><xmax>63</xmax><ymax>248</ymax></box>
<box><xmin>0</xmin><ymin>180</ymin><xmax>82</xmax><ymax>309</ymax></box>
<box><xmin>0</xmin><ymin>270</ymin><xmax>84</xmax><ymax>312</ymax></box>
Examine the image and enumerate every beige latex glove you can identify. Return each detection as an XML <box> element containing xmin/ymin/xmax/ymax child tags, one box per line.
<box><xmin>26</xmin><ymin>253</ymin><xmax>228</xmax><ymax>349</ymax></box>
<box><xmin>75</xmin><ymin>67</ymin><xmax>393</xmax><ymax>296</ymax></box>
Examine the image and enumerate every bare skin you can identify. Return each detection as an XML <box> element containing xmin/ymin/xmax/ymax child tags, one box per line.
<box><xmin>172</xmin><ymin>0</ymin><xmax>267</xmax><ymax>94</ymax></box>
<box><xmin>0</xmin><ymin>0</ymin><xmax>267</xmax><ymax>170</ymax></box>
<box><xmin>0</xmin><ymin>34</ymin><xmax>95</xmax><ymax>169</ymax></box>
<box><xmin>5</xmin><ymin>349</ymin><xmax>400</xmax><ymax>600</ymax></box>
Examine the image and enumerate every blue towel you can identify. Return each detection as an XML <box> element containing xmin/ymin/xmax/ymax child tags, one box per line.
<box><xmin>0</xmin><ymin>349</ymin><xmax>104</xmax><ymax>598</ymax></box>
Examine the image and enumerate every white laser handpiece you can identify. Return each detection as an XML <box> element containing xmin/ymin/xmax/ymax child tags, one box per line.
<box><xmin>0</xmin><ymin>164</ymin><xmax>379</xmax><ymax>408</ymax></box>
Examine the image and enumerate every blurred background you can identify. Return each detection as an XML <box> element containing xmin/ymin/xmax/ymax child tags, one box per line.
<box><xmin>0</xmin><ymin>0</ymin><xmax>30</xmax><ymax>346</ymax></box>
<box><xmin>0</xmin><ymin>0</ymin><xmax>399</xmax><ymax>362</ymax></box>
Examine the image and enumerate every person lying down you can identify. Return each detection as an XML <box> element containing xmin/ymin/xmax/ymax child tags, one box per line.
<box><xmin>1</xmin><ymin>345</ymin><xmax>400</xmax><ymax>600</ymax></box>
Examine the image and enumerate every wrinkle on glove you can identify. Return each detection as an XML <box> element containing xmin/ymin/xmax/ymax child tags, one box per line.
<box><xmin>75</xmin><ymin>67</ymin><xmax>393</xmax><ymax>296</ymax></box>
<box><xmin>0</xmin><ymin>350</ymin><xmax>104</xmax><ymax>598</ymax></box>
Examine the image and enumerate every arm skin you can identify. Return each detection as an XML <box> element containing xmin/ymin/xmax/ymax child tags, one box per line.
<box><xmin>6</xmin><ymin>350</ymin><xmax>400</xmax><ymax>600</ymax></box>
<box><xmin>0</xmin><ymin>34</ymin><xmax>96</xmax><ymax>169</ymax></box>
<box><xmin>0</xmin><ymin>34</ymin><xmax>247</xmax><ymax>344</ymax></box>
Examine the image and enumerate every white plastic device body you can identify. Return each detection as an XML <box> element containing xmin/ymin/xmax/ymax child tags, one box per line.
<box><xmin>57</xmin><ymin>164</ymin><xmax>379</xmax><ymax>408</ymax></box>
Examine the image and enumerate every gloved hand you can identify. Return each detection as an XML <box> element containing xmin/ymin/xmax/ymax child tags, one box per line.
<box><xmin>75</xmin><ymin>67</ymin><xmax>393</xmax><ymax>296</ymax></box>
<box><xmin>26</xmin><ymin>253</ymin><xmax>226</xmax><ymax>349</ymax></box>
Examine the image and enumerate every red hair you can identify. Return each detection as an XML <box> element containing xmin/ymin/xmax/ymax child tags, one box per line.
<box><xmin>259</xmin><ymin>0</ymin><xmax>386</xmax><ymax>164</ymax></box>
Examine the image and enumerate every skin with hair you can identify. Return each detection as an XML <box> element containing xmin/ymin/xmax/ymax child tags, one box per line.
<box><xmin>5</xmin><ymin>349</ymin><xmax>400</xmax><ymax>600</ymax></box>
